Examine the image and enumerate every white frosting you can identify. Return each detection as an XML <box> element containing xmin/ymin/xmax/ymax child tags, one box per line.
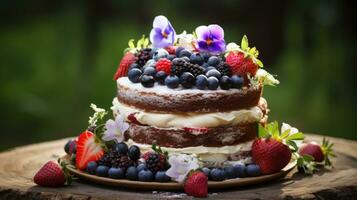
<box><xmin>112</xmin><ymin>98</ymin><xmax>263</xmax><ymax>128</ymax></box>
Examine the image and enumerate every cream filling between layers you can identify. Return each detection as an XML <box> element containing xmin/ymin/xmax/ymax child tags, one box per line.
<box><xmin>112</xmin><ymin>98</ymin><xmax>263</xmax><ymax>128</ymax></box>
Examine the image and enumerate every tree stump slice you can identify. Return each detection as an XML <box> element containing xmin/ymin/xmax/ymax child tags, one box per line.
<box><xmin>0</xmin><ymin>134</ymin><xmax>356</xmax><ymax>200</ymax></box>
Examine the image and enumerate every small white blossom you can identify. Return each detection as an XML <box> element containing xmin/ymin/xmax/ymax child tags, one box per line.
<box><xmin>225</xmin><ymin>42</ymin><xmax>241</xmax><ymax>52</ymax></box>
<box><xmin>102</xmin><ymin>115</ymin><xmax>129</xmax><ymax>143</ymax></box>
<box><xmin>88</xmin><ymin>104</ymin><xmax>107</xmax><ymax>127</ymax></box>
<box><xmin>281</xmin><ymin>122</ymin><xmax>302</xmax><ymax>147</ymax></box>
<box><xmin>176</xmin><ymin>31</ymin><xmax>196</xmax><ymax>51</ymax></box>
<box><xmin>166</xmin><ymin>154</ymin><xmax>199</xmax><ymax>182</ymax></box>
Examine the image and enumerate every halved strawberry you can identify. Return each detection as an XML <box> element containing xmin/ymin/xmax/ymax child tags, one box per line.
<box><xmin>127</xmin><ymin>113</ymin><xmax>144</xmax><ymax>125</ymax></box>
<box><xmin>113</xmin><ymin>52</ymin><xmax>137</xmax><ymax>80</ymax></box>
<box><xmin>183</xmin><ymin>127</ymin><xmax>208</xmax><ymax>135</ymax></box>
<box><xmin>75</xmin><ymin>131</ymin><xmax>104</xmax><ymax>170</ymax></box>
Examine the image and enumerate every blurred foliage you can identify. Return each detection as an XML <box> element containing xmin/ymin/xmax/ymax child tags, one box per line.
<box><xmin>0</xmin><ymin>0</ymin><xmax>356</xmax><ymax>151</ymax></box>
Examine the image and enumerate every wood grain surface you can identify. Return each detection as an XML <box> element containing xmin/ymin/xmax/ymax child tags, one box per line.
<box><xmin>0</xmin><ymin>134</ymin><xmax>356</xmax><ymax>200</ymax></box>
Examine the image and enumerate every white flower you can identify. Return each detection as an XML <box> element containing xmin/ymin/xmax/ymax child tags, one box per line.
<box><xmin>165</xmin><ymin>154</ymin><xmax>199</xmax><ymax>182</ymax></box>
<box><xmin>88</xmin><ymin>104</ymin><xmax>107</xmax><ymax>127</ymax></box>
<box><xmin>176</xmin><ymin>31</ymin><xmax>196</xmax><ymax>51</ymax></box>
<box><xmin>254</xmin><ymin>69</ymin><xmax>280</xmax><ymax>86</ymax></box>
<box><xmin>225</xmin><ymin>42</ymin><xmax>241</xmax><ymax>52</ymax></box>
<box><xmin>102</xmin><ymin>115</ymin><xmax>129</xmax><ymax>143</ymax></box>
<box><xmin>281</xmin><ymin>122</ymin><xmax>303</xmax><ymax>147</ymax></box>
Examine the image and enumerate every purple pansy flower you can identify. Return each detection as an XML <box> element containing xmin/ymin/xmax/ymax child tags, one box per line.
<box><xmin>195</xmin><ymin>24</ymin><xmax>226</xmax><ymax>53</ymax></box>
<box><xmin>102</xmin><ymin>115</ymin><xmax>129</xmax><ymax>143</ymax></box>
<box><xmin>150</xmin><ymin>15</ymin><xmax>176</xmax><ymax>48</ymax></box>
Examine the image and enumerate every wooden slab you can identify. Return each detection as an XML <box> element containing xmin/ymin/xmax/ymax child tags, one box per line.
<box><xmin>0</xmin><ymin>134</ymin><xmax>356</xmax><ymax>200</ymax></box>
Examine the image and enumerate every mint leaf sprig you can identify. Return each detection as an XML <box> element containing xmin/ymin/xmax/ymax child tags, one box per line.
<box><xmin>240</xmin><ymin>35</ymin><xmax>264</xmax><ymax>68</ymax></box>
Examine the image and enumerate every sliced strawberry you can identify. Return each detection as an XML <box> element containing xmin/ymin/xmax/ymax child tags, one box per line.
<box><xmin>113</xmin><ymin>52</ymin><xmax>137</xmax><ymax>80</ymax></box>
<box><xmin>183</xmin><ymin>127</ymin><xmax>208</xmax><ymax>135</ymax></box>
<box><xmin>76</xmin><ymin>131</ymin><xmax>104</xmax><ymax>170</ymax></box>
<box><xmin>127</xmin><ymin>113</ymin><xmax>144</xmax><ymax>125</ymax></box>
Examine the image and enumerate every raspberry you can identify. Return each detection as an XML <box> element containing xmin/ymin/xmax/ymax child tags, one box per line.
<box><xmin>165</xmin><ymin>46</ymin><xmax>176</xmax><ymax>55</ymax></box>
<box><xmin>156</xmin><ymin>58</ymin><xmax>172</xmax><ymax>75</ymax></box>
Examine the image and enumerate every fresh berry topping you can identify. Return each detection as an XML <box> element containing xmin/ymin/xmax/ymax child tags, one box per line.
<box><xmin>143</xmin><ymin>66</ymin><xmax>157</xmax><ymax>76</ymax></box>
<box><xmin>137</xmin><ymin>163</ymin><xmax>147</xmax><ymax>172</ymax></box>
<box><xmin>233</xmin><ymin>164</ymin><xmax>246</xmax><ymax>178</ymax></box>
<box><xmin>190</xmin><ymin>53</ymin><xmax>204</xmax><ymax>65</ymax></box>
<box><xmin>167</xmin><ymin>54</ymin><xmax>176</xmax><ymax>61</ymax></box>
<box><xmin>207</xmin><ymin>76</ymin><xmax>219</xmax><ymax>90</ymax></box>
<box><xmin>136</xmin><ymin>48</ymin><xmax>152</xmax><ymax>67</ymax></box>
<box><xmin>201</xmin><ymin>52</ymin><xmax>210</xmax><ymax>62</ymax></box>
<box><xmin>34</xmin><ymin>161</ymin><xmax>68</xmax><ymax>187</ymax></box>
<box><xmin>156</xmin><ymin>58</ymin><xmax>172</xmax><ymax>75</ymax></box>
<box><xmin>155</xmin><ymin>171</ymin><xmax>171</xmax><ymax>182</ymax></box>
<box><xmin>206</xmin><ymin>69</ymin><xmax>221</xmax><ymax>79</ymax></box>
<box><xmin>128</xmin><ymin>145</ymin><xmax>141</xmax><ymax>160</ymax></box>
<box><xmin>184</xmin><ymin>171</ymin><xmax>208</xmax><ymax>198</ymax></box>
<box><xmin>144</xmin><ymin>152</ymin><xmax>168</xmax><ymax>174</ymax></box>
<box><xmin>252</xmin><ymin>138</ymin><xmax>291</xmax><ymax>174</ymax></box>
<box><xmin>153</xmin><ymin>48</ymin><xmax>169</xmax><ymax>61</ymax></box>
<box><xmin>207</xmin><ymin>56</ymin><xmax>220</xmax><ymax>66</ymax></box>
<box><xmin>216</xmin><ymin>62</ymin><xmax>232</xmax><ymax>76</ymax></box>
<box><xmin>97</xmin><ymin>147</ymin><xmax>136</xmax><ymax>170</ymax></box>
<box><xmin>178</xmin><ymin>49</ymin><xmax>192</xmax><ymax>58</ymax></box>
<box><xmin>226</xmin><ymin>51</ymin><xmax>258</xmax><ymax>76</ymax></box>
<box><xmin>108</xmin><ymin>167</ymin><xmax>124</xmax><ymax>179</ymax></box>
<box><xmin>180</xmin><ymin>72</ymin><xmax>195</xmax><ymax>88</ymax></box>
<box><xmin>140</xmin><ymin>75</ymin><xmax>155</xmax><ymax>87</ymax></box>
<box><xmin>165</xmin><ymin>46</ymin><xmax>176</xmax><ymax>55</ymax></box>
<box><xmin>128</xmin><ymin>68</ymin><xmax>142</xmax><ymax>83</ymax></box>
<box><xmin>183</xmin><ymin>127</ymin><xmax>208</xmax><ymax>135</ymax></box>
<box><xmin>155</xmin><ymin>71</ymin><xmax>167</xmax><ymax>85</ymax></box>
<box><xmin>195</xmin><ymin>74</ymin><xmax>208</xmax><ymax>90</ymax></box>
<box><xmin>229</xmin><ymin>75</ymin><xmax>244</xmax><ymax>89</ymax></box>
<box><xmin>113</xmin><ymin>142</ymin><xmax>129</xmax><ymax>155</ymax></box>
<box><xmin>96</xmin><ymin>165</ymin><xmax>109</xmax><ymax>177</ymax></box>
<box><xmin>128</xmin><ymin>63</ymin><xmax>139</xmax><ymax>70</ymax></box>
<box><xmin>165</xmin><ymin>75</ymin><xmax>180</xmax><ymax>89</ymax></box>
<box><xmin>175</xmin><ymin>47</ymin><xmax>184</xmax><ymax>57</ymax></box>
<box><xmin>76</xmin><ymin>131</ymin><xmax>104</xmax><ymax>170</ymax></box>
<box><xmin>224</xmin><ymin>166</ymin><xmax>237</xmax><ymax>179</ymax></box>
<box><xmin>86</xmin><ymin>161</ymin><xmax>98</xmax><ymax>174</ymax></box>
<box><xmin>113</xmin><ymin>52</ymin><xmax>137</xmax><ymax>80</ymax></box>
<box><xmin>201</xmin><ymin>167</ymin><xmax>211</xmax><ymax>178</ymax></box>
<box><xmin>246</xmin><ymin>164</ymin><xmax>261</xmax><ymax>177</ymax></box>
<box><xmin>210</xmin><ymin>168</ymin><xmax>226</xmax><ymax>181</ymax></box>
<box><xmin>127</xmin><ymin>113</ymin><xmax>143</xmax><ymax>125</ymax></box>
<box><xmin>138</xmin><ymin>169</ymin><xmax>154</xmax><ymax>182</ymax></box>
<box><xmin>125</xmin><ymin>166</ymin><xmax>138</xmax><ymax>180</ymax></box>
<box><xmin>64</xmin><ymin>140</ymin><xmax>76</xmax><ymax>155</ymax></box>
<box><xmin>219</xmin><ymin>75</ymin><xmax>231</xmax><ymax>90</ymax></box>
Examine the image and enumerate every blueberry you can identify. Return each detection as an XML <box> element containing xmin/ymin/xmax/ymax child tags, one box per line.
<box><xmin>190</xmin><ymin>53</ymin><xmax>204</xmax><ymax>65</ymax></box>
<box><xmin>230</xmin><ymin>75</ymin><xmax>244</xmax><ymax>89</ymax></box>
<box><xmin>210</xmin><ymin>168</ymin><xmax>226</xmax><ymax>181</ymax></box>
<box><xmin>129</xmin><ymin>63</ymin><xmax>140</xmax><ymax>70</ymax></box>
<box><xmin>201</xmin><ymin>167</ymin><xmax>211</xmax><ymax>178</ymax></box>
<box><xmin>114</xmin><ymin>142</ymin><xmax>128</xmax><ymax>155</ymax></box>
<box><xmin>153</xmin><ymin>49</ymin><xmax>169</xmax><ymax>61</ymax></box>
<box><xmin>108</xmin><ymin>167</ymin><xmax>124</xmax><ymax>179</ymax></box>
<box><xmin>167</xmin><ymin>54</ymin><xmax>176</xmax><ymax>61</ymax></box>
<box><xmin>165</xmin><ymin>75</ymin><xmax>180</xmax><ymax>89</ymax></box>
<box><xmin>138</xmin><ymin>169</ymin><xmax>154</xmax><ymax>182</ymax></box>
<box><xmin>125</xmin><ymin>166</ymin><xmax>138</xmax><ymax>180</ymax></box>
<box><xmin>181</xmin><ymin>56</ymin><xmax>190</xmax><ymax>62</ymax></box>
<box><xmin>195</xmin><ymin>74</ymin><xmax>208</xmax><ymax>90</ymax></box>
<box><xmin>86</xmin><ymin>161</ymin><xmax>97</xmax><ymax>174</ymax></box>
<box><xmin>202</xmin><ymin>63</ymin><xmax>209</xmax><ymax>68</ymax></box>
<box><xmin>155</xmin><ymin>171</ymin><xmax>171</xmax><ymax>182</ymax></box>
<box><xmin>143</xmin><ymin>66</ymin><xmax>157</xmax><ymax>76</ymax></box>
<box><xmin>201</xmin><ymin>52</ymin><xmax>211</xmax><ymax>62</ymax></box>
<box><xmin>224</xmin><ymin>166</ymin><xmax>237</xmax><ymax>179</ymax></box>
<box><xmin>128</xmin><ymin>145</ymin><xmax>141</xmax><ymax>160</ymax></box>
<box><xmin>233</xmin><ymin>164</ymin><xmax>246</xmax><ymax>178</ymax></box>
<box><xmin>137</xmin><ymin>163</ymin><xmax>147</xmax><ymax>172</ymax></box>
<box><xmin>220</xmin><ymin>75</ymin><xmax>231</xmax><ymax>90</ymax></box>
<box><xmin>207</xmin><ymin>56</ymin><xmax>220</xmax><ymax>66</ymax></box>
<box><xmin>96</xmin><ymin>165</ymin><xmax>109</xmax><ymax>177</ymax></box>
<box><xmin>206</xmin><ymin>69</ymin><xmax>221</xmax><ymax>79</ymax></box>
<box><xmin>180</xmin><ymin>72</ymin><xmax>195</xmax><ymax>88</ymax></box>
<box><xmin>155</xmin><ymin>71</ymin><xmax>167</xmax><ymax>85</ymax></box>
<box><xmin>172</xmin><ymin>58</ymin><xmax>181</xmax><ymax>65</ymax></box>
<box><xmin>64</xmin><ymin>140</ymin><xmax>72</xmax><ymax>154</ymax></box>
<box><xmin>144</xmin><ymin>59</ymin><xmax>156</xmax><ymax>68</ymax></box>
<box><xmin>204</xmin><ymin>66</ymin><xmax>216</xmax><ymax>73</ymax></box>
<box><xmin>128</xmin><ymin>68</ymin><xmax>142</xmax><ymax>83</ymax></box>
<box><xmin>207</xmin><ymin>77</ymin><xmax>219</xmax><ymax>90</ymax></box>
<box><xmin>140</xmin><ymin>75</ymin><xmax>155</xmax><ymax>88</ymax></box>
<box><xmin>179</xmin><ymin>49</ymin><xmax>192</xmax><ymax>58</ymax></box>
<box><xmin>246</xmin><ymin>164</ymin><xmax>261</xmax><ymax>177</ymax></box>
<box><xmin>175</xmin><ymin>47</ymin><xmax>185</xmax><ymax>57</ymax></box>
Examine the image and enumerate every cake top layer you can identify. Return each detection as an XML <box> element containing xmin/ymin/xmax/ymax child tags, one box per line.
<box><xmin>113</xmin><ymin>15</ymin><xmax>279</xmax><ymax>92</ymax></box>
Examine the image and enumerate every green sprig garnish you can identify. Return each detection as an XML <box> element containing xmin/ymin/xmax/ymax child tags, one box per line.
<box><xmin>240</xmin><ymin>35</ymin><xmax>264</xmax><ymax>68</ymax></box>
<box><xmin>152</xmin><ymin>143</ymin><xmax>169</xmax><ymax>158</ymax></box>
<box><xmin>125</xmin><ymin>35</ymin><xmax>150</xmax><ymax>54</ymax></box>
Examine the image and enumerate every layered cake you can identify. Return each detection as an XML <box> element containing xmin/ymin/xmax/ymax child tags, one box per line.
<box><xmin>111</xmin><ymin>15</ymin><xmax>279</xmax><ymax>167</ymax></box>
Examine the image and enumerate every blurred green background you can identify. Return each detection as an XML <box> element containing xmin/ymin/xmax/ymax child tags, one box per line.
<box><xmin>0</xmin><ymin>0</ymin><xmax>356</xmax><ymax>151</ymax></box>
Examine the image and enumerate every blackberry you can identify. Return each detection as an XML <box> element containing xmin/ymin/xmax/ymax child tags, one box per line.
<box><xmin>136</xmin><ymin>48</ymin><xmax>152</xmax><ymax>67</ymax></box>
<box><xmin>188</xmin><ymin>64</ymin><xmax>205</xmax><ymax>77</ymax></box>
<box><xmin>171</xmin><ymin>58</ymin><xmax>204</xmax><ymax>77</ymax></box>
<box><xmin>145</xmin><ymin>153</ymin><xmax>167</xmax><ymax>174</ymax></box>
<box><xmin>216</xmin><ymin>62</ymin><xmax>232</xmax><ymax>77</ymax></box>
<box><xmin>97</xmin><ymin>149</ymin><xmax>136</xmax><ymax>170</ymax></box>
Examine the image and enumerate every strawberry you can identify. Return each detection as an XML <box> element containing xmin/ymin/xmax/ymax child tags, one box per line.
<box><xmin>113</xmin><ymin>52</ymin><xmax>137</xmax><ymax>80</ymax></box>
<box><xmin>165</xmin><ymin>46</ymin><xmax>176</xmax><ymax>55</ymax></box>
<box><xmin>156</xmin><ymin>58</ymin><xmax>172</xmax><ymax>75</ymax></box>
<box><xmin>299</xmin><ymin>138</ymin><xmax>335</xmax><ymax>166</ymax></box>
<box><xmin>226</xmin><ymin>51</ymin><xmax>258</xmax><ymax>76</ymax></box>
<box><xmin>252</xmin><ymin>138</ymin><xmax>292</xmax><ymax>174</ymax></box>
<box><xmin>183</xmin><ymin>127</ymin><xmax>208</xmax><ymax>135</ymax></box>
<box><xmin>184</xmin><ymin>171</ymin><xmax>208</xmax><ymax>198</ymax></box>
<box><xmin>76</xmin><ymin>131</ymin><xmax>104</xmax><ymax>170</ymax></box>
<box><xmin>34</xmin><ymin>161</ymin><xmax>69</xmax><ymax>187</ymax></box>
<box><xmin>127</xmin><ymin>113</ymin><xmax>144</xmax><ymax>125</ymax></box>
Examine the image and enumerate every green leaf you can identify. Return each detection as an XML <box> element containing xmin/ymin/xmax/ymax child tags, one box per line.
<box><xmin>286</xmin><ymin>132</ymin><xmax>305</xmax><ymax>142</ymax></box>
<box><xmin>241</xmin><ymin>35</ymin><xmax>249</xmax><ymax>51</ymax></box>
<box><xmin>287</xmin><ymin>140</ymin><xmax>298</xmax><ymax>152</ymax></box>
<box><xmin>128</xmin><ymin>39</ymin><xmax>135</xmax><ymax>49</ymax></box>
<box><xmin>144</xmin><ymin>38</ymin><xmax>149</xmax><ymax>48</ymax></box>
<box><xmin>258</xmin><ymin>124</ymin><xmax>268</xmax><ymax>138</ymax></box>
<box><xmin>280</xmin><ymin>129</ymin><xmax>290</xmax><ymax>139</ymax></box>
<box><xmin>255</xmin><ymin>58</ymin><xmax>264</xmax><ymax>68</ymax></box>
<box><xmin>302</xmin><ymin>155</ymin><xmax>314</xmax><ymax>162</ymax></box>
<box><xmin>249</xmin><ymin>47</ymin><xmax>259</xmax><ymax>58</ymax></box>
